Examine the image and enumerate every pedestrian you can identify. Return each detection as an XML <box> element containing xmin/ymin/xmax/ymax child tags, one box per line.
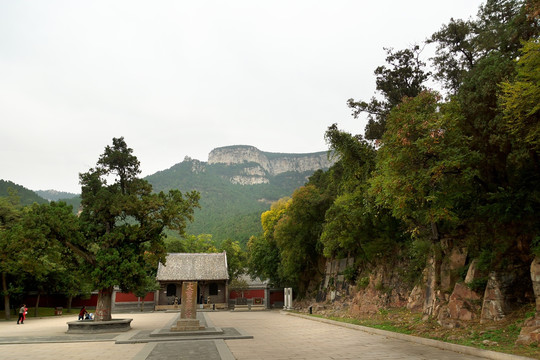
<box><xmin>17</xmin><ymin>304</ymin><xmax>26</xmax><ymax>324</ymax></box>
<box><xmin>78</xmin><ymin>306</ymin><xmax>87</xmax><ymax>320</ymax></box>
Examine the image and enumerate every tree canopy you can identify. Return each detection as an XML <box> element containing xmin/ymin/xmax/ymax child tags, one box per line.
<box><xmin>76</xmin><ymin>137</ymin><xmax>200</xmax><ymax>320</ymax></box>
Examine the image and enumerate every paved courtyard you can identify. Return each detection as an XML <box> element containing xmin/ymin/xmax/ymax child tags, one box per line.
<box><xmin>0</xmin><ymin>310</ymin><xmax>529</xmax><ymax>359</ymax></box>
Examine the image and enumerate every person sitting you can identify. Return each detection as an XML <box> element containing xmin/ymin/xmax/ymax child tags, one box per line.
<box><xmin>78</xmin><ymin>306</ymin><xmax>88</xmax><ymax>320</ymax></box>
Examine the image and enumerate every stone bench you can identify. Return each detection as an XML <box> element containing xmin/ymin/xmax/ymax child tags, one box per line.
<box><xmin>66</xmin><ymin>318</ymin><xmax>133</xmax><ymax>333</ymax></box>
<box><xmin>233</xmin><ymin>304</ymin><xmax>266</xmax><ymax>311</ymax></box>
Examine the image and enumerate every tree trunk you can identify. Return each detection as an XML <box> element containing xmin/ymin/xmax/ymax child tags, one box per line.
<box><xmin>67</xmin><ymin>295</ymin><xmax>73</xmax><ymax>313</ymax></box>
<box><xmin>2</xmin><ymin>272</ymin><xmax>10</xmax><ymax>320</ymax></box>
<box><xmin>95</xmin><ymin>286</ymin><xmax>113</xmax><ymax>321</ymax></box>
<box><xmin>34</xmin><ymin>293</ymin><xmax>41</xmax><ymax>317</ymax></box>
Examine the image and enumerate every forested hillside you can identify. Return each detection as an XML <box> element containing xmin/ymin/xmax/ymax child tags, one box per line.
<box><xmin>34</xmin><ymin>190</ymin><xmax>78</xmax><ymax>202</ymax></box>
<box><xmin>146</xmin><ymin>153</ymin><xmax>332</xmax><ymax>245</ymax></box>
<box><xmin>247</xmin><ymin>0</ymin><xmax>540</xmax><ymax>344</ymax></box>
<box><xmin>0</xmin><ymin>180</ymin><xmax>48</xmax><ymax>206</ymax></box>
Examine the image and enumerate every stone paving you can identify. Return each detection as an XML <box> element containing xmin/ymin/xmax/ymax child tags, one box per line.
<box><xmin>0</xmin><ymin>310</ymin><xmax>533</xmax><ymax>360</ymax></box>
<box><xmin>206</xmin><ymin>311</ymin><xmax>492</xmax><ymax>360</ymax></box>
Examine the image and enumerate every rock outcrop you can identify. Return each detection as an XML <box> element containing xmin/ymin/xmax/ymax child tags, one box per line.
<box><xmin>516</xmin><ymin>257</ymin><xmax>540</xmax><ymax>345</ymax></box>
<box><xmin>208</xmin><ymin>145</ymin><xmax>334</xmax><ymax>176</ymax></box>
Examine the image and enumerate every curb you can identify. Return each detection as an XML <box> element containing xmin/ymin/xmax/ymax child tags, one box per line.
<box><xmin>282</xmin><ymin>311</ymin><xmax>534</xmax><ymax>360</ymax></box>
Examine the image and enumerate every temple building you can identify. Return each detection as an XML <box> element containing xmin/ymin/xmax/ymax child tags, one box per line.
<box><xmin>155</xmin><ymin>252</ymin><xmax>229</xmax><ymax>310</ymax></box>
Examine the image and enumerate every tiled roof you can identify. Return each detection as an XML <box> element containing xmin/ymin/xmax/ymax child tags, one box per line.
<box><xmin>237</xmin><ymin>273</ymin><xmax>269</xmax><ymax>288</ymax></box>
<box><xmin>156</xmin><ymin>252</ymin><xmax>229</xmax><ymax>281</ymax></box>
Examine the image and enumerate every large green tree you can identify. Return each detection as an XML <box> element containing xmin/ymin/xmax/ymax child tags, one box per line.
<box><xmin>347</xmin><ymin>46</ymin><xmax>430</xmax><ymax>140</ymax></box>
<box><xmin>273</xmin><ymin>184</ymin><xmax>331</xmax><ymax>296</ymax></box>
<box><xmin>369</xmin><ymin>91</ymin><xmax>475</xmax><ymax>240</ymax></box>
<box><xmin>19</xmin><ymin>202</ymin><xmax>81</xmax><ymax>316</ymax></box>
<box><xmin>0</xmin><ymin>196</ymin><xmax>22</xmax><ymax>320</ymax></box>
<box><xmin>500</xmin><ymin>38</ymin><xmax>540</xmax><ymax>162</ymax></box>
<box><xmin>247</xmin><ymin>198</ymin><xmax>289</xmax><ymax>287</ymax></box>
<box><xmin>76</xmin><ymin>137</ymin><xmax>199</xmax><ymax>321</ymax></box>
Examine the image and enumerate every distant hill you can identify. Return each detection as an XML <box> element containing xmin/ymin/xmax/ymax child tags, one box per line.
<box><xmin>1</xmin><ymin>145</ymin><xmax>334</xmax><ymax>246</ymax></box>
<box><xmin>146</xmin><ymin>145</ymin><xmax>334</xmax><ymax>246</ymax></box>
<box><xmin>35</xmin><ymin>189</ymin><xmax>79</xmax><ymax>201</ymax></box>
<box><xmin>0</xmin><ymin>179</ymin><xmax>48</xmax><ymax>206</ymax></box>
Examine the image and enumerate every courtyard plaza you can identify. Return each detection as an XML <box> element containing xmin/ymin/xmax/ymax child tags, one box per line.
<box><xmin>0</xmin><ymin>309</ymin><xmax>531</xmax><ymax>360</ymax></box>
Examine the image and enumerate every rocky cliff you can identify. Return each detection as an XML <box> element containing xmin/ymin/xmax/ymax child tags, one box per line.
<box><xmin>208</xmin><ymin>145</ymin><xmax>334</xmax><ymax>185</ymax></box>
<box><xmin>208</xmin><ymin>145</ymin><xmax>333</xmax><ymax>175</ymax></box>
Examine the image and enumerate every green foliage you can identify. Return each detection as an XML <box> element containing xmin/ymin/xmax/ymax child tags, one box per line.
<box><xmin>467</xmin><ymin>277</ymin><xmax>488</xmax><ymax>293</ymax></box>
<box><xmin>342</xmin><ymin>266</ymin><xmax>358</xmax><ymax>283</ymax></box>
<box><xmin>273</xmin><ymin>184</ymin><xmax>330</xmax><ymax>294</ymax></box>
<box><xmin>219</xmin><ymin>238</ymin><xmax>247</xmax><ymax>279</ymax></box>
<box><xmin>76</xmin><ymin>137</ymin><xmax>200</xmax><ymax>319</ymax></box>
<box><xmin>0</xmin><ymin>180</ymin><xmax>48</xmax><ymax>206</ymax></box>
<box><xmin>247</xmin><ymin>233</ymin><xmax>282</xmax><ymax>286</ymax></box>
<box><xmin>370</xmin><ymin>91</ymin><xmax>476</xmax><ymax>239</ymax></box>
<box><xmin>357</xmin><ymin>276</ymin><xmax>370</xmax><ymax>289</ymax></box>
<box><xmin>500</xmin><ymin>38</ymin><xmax>540</xmax><ymax>156</ymax></box>
<box><xmin>145</xmin><ymin>157</ymin><xmax>321</xmax><ymax>246</ymax></box>
<box><xmin>347</xmin><ymin>45</ymin><xmax>429</xmax><ymax>140</ymax></box>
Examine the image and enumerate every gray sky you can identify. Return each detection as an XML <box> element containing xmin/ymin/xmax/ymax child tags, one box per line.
<box><xmin>0</xmin><ymin>1</ymin><xmax>484</xmax><ymax>194</ymax></box>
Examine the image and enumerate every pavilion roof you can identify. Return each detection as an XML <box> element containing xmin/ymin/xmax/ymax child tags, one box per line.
<box><xmin>156</xmin><ymin>252</ymin><xmax>229</xmax><ymax>281</ymax></box>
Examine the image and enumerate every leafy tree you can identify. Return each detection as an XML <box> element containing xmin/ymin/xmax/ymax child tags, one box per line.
<box><xmin>347</xmin><ymin>46</ymin><xmax>429</xmax><ymax>139</ymax></box>
<box><xmin>219</xmin><ymin>238</ymin><xmax>246</xmax><ymax>280</ymax></box>
<box><xmin>247</xmin><ymin>198</ymin><xmax>289</xmax><ymax>287</ymax></box>
<box><xmin>132</xmin><ymin>276</ymin><xmax>159</xmax><ymax>312</ymax></box>
<box><xmin>322</xmin><ymin>125</ymin><xmax>407</xmax><ymax>269</ymax></box>
<box><xmin>429</xmin><ymin>0</ymin><xmax>538</xmax><ymax>92</ymax></box>
<box><xmin>0</xmin><ymin>196</ymin><xmax>22</xmax><ymax>320</ymax></box>
<box><xmin>429</xmin><ymin>0</ymin><xmax>539</xmax><ymax>258</ymax></box>
<box><xmin>274</xmin><ymin>184</ymin><xmax>331</xmax><ymax>296</ymax></box>
<box><xmin>369</xmin><ymin>91</ymin><xmax>475</xmax><ymax>240</ymax></box>
<box><xmin>75</xmin><ymin>137</ymin><xmax>200</xmax><ymax>321</ymax></box>
<box><xmin>19</xmin><ymin>202</ymin><xmax>81</xmax><ymax>316</ymax></box>
<box><xmin>181</xmin><ymin>234</ymin><xmax>218</xmax><ymax>253</ymax></box>
<box><xmin>499</xmin><ymin>38</ymin><xmax>540</xmax><ymax>161</ymax></box>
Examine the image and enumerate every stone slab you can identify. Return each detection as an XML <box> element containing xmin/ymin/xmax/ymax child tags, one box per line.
<box><xmin>150</xmin><ymin>327</ymin><xmax>224</xmax><ymax>337</ymax></box>
<box><xmin>66</xmin><ymin>318</ymin><xmax>132</xmax><ymax>333</ymax></box>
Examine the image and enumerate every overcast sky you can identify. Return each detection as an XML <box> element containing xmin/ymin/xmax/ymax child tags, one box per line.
<box><xmin>0</xmin><ymin>1</ymin><xmax>485</xmax><ymax>193</ymax></box>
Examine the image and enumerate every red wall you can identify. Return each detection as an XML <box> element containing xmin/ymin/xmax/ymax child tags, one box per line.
<box><xmin>115</xmin><ymin>292</ymin><xmax>154</xmax><ymax>302</ymax></box>
<box><xmin>72</xmin><ymin>294</ymin><xmax>99</xmax><ymax>307</ymax></box>
<box><xmin>229</xmin><ymin>289</ymin><xmax>265</xmax><ymax>299</ymax></box>
<box><xmin>269</xmin><ymin>290</ymin><xmax>284</xmax><ymax>305</ymax></box>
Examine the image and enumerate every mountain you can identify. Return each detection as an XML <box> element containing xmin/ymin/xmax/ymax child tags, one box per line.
<box><xmin>1</xmin><ymin>145</ymin><xmax>335</xmax><ymax>246</ymax></box>
<box><xmin>0</xmin><ymin>179</ymin><xmax>48</xmax><ymax>206</ymax></box>
<box><xmin>145</xmin><ymin>145</ymin><xmax>335</xmax><ymax>245</ymax></box>
<box><xmin>35</xmin><ymin>190</ymin><xmax>79</xmax><ymax>201</ymax></box>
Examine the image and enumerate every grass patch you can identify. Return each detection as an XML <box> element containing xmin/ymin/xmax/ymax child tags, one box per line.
<box><xmin>0</xmin><ymin>307</ymin><xmax>77</xmax><ymax>321</ymax></box>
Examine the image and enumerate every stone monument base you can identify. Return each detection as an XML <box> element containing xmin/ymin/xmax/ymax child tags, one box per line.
<box><xmin>66</xmin><ymin>318</ymin><xmax>132</xmax><ymax>333</ymax></box>
<box><xmin>171</xmin><ymin>318</ymin><xmax>205</xmax><ymax>331</ymax></box>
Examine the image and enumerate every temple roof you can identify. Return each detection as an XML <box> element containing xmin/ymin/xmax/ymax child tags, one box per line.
<box><xmin>156</xmin><ymin>252</ymin><xmax>229</xmax><ymax>281</ymax></box>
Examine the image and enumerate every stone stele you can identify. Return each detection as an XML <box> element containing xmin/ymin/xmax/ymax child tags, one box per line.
<box><xmin>171</xmin><ymin>281</ymin><xmax>204</xmax><ymax>331</ymax></box>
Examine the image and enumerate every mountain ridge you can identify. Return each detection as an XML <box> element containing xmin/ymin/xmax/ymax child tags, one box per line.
<box><xmin>1</xmin><ymin>145</ymin><xmax>335</xmax><ymax>245</ymax></box>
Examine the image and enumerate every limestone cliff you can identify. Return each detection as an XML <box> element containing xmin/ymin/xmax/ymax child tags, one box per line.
<box><xmin>208</xmin><ymin>145</ymin><xmax>334</xmax><ymax>176</ymax></box>
<box><xmin>208</xmin><ymin>145</ymin><xmax>334</xmax><ymax>185</ymax></box>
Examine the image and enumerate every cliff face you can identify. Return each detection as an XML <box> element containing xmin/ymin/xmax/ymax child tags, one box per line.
<box><xmin>208</xmin><ymin>145</ymin><xmax>334</xmax><ymax>185</ymax></box>
<box><xmin>208</xmin><ymin>145</ymin><xmax>333</xmax><ymax>176</ymax></box>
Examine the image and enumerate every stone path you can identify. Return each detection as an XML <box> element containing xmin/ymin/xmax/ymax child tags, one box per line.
<box><xmin>0</xmin><ymin>310</ymin><xmax>533</xmax><ymax>360</ymax></box>
<box><xmin>207</xmin><ymin>311</ymin><xmax>493</xmax><ymax>360</ymax></box>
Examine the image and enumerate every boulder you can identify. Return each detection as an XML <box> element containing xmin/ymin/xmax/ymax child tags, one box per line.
<box><xmin>516</xmin><ymin>256</ymin><xmax>540</xmax><ymax>345</ymax></box>
<box><xmin>464</xmin><ymin>259</ymin><xmax>485</xmax><ymax>285</ymax></box>
<box><xmin>446</xmin><ymin>282</ymin><xmax>481</xmax><ymax>321</ymax></box>
<box><xmin>516</xmin><ymin>316</ymin><xmax>540</xmax><ymax>345</ymax></box>
<box><xmin>440</xmin><ymin>246</ymin><xmax>467</xmax><ymax>291</ymax></box>
<box><xmin>407</xmin><ymin>284</ymin><xmax>424</xmax><ymax>312</ymax></box>
<box><xmin>481</xmin><ymin>263</ymin><xmax>532</xmax><ymax>323</ymax></box>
